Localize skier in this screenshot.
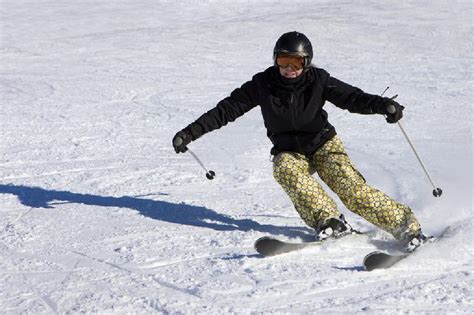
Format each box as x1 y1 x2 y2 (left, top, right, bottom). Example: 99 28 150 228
172 31 429 252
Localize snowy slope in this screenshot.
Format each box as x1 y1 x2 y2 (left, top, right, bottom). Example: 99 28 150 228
1 0 472 313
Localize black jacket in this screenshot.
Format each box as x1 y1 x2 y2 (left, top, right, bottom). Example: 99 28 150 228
183 66 388 156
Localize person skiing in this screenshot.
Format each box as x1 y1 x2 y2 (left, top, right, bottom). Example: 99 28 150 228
172 31 428 252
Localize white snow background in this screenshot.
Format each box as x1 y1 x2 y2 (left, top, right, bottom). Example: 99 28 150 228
1 0 472 313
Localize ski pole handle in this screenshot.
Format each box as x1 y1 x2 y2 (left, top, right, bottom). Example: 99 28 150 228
387 104 397 114
173 136 183 147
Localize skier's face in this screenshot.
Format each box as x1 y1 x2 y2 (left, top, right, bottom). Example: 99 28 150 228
279 65 303 78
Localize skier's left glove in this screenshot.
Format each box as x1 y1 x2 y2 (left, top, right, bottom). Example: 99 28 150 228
382 98 404 124
172 130 192 153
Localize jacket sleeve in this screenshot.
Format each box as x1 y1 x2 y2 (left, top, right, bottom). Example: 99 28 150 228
184 77 260 140
323 75 386 115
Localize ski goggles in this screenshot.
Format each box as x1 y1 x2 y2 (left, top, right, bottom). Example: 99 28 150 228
275 54 305 70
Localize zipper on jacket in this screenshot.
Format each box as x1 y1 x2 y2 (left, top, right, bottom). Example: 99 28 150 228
289 91 303 153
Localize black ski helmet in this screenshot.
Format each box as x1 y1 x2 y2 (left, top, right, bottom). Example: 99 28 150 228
273 31 313 69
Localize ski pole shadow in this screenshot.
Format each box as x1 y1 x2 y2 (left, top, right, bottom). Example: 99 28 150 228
0 184 311 238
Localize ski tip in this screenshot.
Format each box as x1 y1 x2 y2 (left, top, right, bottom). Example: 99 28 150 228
363 251 408 271
254 236 283 256
363 251 384 271
254 236 276 252
253 236 274 247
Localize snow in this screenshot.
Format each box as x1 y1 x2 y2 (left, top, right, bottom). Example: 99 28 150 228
0 0 472 313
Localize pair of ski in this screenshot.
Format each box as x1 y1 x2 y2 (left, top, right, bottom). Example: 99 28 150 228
254 235 411 271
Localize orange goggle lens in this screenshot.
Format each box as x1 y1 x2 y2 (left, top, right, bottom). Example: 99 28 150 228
276 54 305 70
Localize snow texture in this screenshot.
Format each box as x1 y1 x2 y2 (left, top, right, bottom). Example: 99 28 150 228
1 0 472 313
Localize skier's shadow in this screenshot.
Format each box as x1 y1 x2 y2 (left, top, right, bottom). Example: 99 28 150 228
0 184 310 238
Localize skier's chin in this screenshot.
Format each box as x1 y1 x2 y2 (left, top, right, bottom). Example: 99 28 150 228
283 73 298 78
281 69 302 79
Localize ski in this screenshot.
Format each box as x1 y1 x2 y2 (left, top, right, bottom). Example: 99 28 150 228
254 236 323 256
363 251 408 271
254 230 364 257
363 231 446 271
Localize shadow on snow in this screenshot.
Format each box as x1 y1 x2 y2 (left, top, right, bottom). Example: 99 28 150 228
0 184 311 238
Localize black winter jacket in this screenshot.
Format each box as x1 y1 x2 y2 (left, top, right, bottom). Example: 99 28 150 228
183 66 388 156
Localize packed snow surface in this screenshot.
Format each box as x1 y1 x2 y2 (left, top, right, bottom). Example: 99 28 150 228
1 0 472 313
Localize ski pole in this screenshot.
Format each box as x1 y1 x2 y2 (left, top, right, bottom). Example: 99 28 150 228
386 103 443 197
186 148 216 180
173 136 215 180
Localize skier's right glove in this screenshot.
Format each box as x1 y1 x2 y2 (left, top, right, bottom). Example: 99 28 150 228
172 130 192 153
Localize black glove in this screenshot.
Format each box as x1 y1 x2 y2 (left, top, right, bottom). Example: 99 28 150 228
172 130 192 153
383 98 404 124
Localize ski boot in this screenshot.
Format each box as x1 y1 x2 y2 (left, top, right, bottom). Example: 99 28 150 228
315 214 359 241
404 232 434 252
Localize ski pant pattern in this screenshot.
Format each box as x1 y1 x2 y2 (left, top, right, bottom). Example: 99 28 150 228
273 136 421 240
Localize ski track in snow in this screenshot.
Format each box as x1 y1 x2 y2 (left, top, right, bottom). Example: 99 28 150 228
1 0 472 313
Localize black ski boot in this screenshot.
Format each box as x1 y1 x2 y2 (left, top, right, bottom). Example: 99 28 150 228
315 214 359 241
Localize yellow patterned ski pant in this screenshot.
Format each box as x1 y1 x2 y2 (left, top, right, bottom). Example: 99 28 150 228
273 136 421 239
